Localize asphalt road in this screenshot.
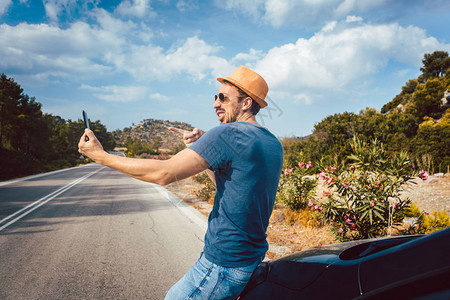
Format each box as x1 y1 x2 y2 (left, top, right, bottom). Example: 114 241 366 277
0 164 206 299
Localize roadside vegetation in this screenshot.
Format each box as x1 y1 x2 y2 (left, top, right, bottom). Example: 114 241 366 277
192 51 450 250
0 74 115 181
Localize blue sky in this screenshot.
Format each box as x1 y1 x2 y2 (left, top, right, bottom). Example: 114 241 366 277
1 0 449 137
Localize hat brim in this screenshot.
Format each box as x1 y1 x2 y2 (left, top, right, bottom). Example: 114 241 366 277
217 77 268 108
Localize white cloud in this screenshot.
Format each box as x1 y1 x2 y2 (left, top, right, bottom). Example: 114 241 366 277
118 36 233 81
43 0 99 23
92 8 153 42
254 21 450 104
322 21 337 32
0 0 12 16
334 0 387 16
149 93 171 101
216 0 445 28
216 0 265 20
232 49 265 63
44 1 61 23
216 0 341 27
0 22 118 80
0 9 233 85
81 84 148 102
345 15 363 23
115 0 155 18
176 0 198 12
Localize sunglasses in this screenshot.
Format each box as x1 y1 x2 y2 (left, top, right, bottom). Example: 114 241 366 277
215 93 227 103
214 93 247 103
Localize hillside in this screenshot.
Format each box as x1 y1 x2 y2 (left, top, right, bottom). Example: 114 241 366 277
112 119 198 153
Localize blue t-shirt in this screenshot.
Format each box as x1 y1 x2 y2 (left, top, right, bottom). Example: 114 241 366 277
189 122 283 267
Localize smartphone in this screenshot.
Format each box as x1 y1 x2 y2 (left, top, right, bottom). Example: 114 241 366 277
82 110 90 129
82 110 90 141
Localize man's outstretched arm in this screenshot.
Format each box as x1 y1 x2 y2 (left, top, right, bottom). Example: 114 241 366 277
78 129 209 185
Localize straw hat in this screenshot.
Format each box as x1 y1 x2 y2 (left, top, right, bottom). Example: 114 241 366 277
217 66 268 108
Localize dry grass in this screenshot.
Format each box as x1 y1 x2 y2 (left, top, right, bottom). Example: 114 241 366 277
265 205 336 260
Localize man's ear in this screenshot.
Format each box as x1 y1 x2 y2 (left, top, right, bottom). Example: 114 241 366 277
241 97 253 111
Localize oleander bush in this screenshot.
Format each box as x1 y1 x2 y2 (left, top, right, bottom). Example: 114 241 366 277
317 137 422 241
277 153 318 211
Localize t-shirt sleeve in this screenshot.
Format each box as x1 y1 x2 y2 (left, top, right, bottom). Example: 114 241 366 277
188 125 231 170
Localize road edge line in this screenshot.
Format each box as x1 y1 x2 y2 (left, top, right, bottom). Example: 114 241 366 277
153 185 208 233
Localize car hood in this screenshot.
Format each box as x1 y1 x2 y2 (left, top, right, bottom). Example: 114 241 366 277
261 235 423 291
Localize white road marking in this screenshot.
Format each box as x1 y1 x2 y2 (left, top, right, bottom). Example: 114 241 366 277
0 163 94 187
153 184 208 233
0 166 106 232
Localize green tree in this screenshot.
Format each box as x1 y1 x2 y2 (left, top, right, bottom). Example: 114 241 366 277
306 112 358 162
413 109 450 172
151 136 163 154
125 138 153 157
0 73 23 148
90 120 115 151
420 51 450 79
413 78 446 120
11 95 51 158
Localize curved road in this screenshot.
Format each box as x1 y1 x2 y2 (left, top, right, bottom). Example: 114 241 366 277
0 164 206 299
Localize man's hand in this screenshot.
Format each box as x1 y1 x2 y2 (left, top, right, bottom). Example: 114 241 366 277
78 129 107 162
169 126 216 184
168 127 202 147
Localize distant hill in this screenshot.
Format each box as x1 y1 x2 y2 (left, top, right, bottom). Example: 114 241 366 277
112 119 198 153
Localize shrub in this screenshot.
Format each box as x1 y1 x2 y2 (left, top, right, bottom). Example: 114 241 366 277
193 172 215 202
318 137 420 241
404 204 450 234
277 153 318 211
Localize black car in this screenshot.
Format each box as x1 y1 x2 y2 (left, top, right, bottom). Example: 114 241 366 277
239 228 450 299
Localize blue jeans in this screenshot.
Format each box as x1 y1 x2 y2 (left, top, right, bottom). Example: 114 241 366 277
165 253 261 300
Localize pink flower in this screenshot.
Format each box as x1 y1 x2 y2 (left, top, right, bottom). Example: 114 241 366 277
306 161 312 169
299 162 305 169
350 224 356 230
314 205 319 210
370 200 376 206
419 170 428 180
423 210 429 215
319 172 326 180
338 228 343 233
325 176 335 185
284 168 293 175
343 183 349 188
318 206 323 211
345 218 351 223
308 199 314 207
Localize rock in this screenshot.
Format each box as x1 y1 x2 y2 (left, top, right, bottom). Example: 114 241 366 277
434 173 445 177
403 217 419 227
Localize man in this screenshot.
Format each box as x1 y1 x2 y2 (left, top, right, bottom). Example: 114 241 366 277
78 66 283 299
